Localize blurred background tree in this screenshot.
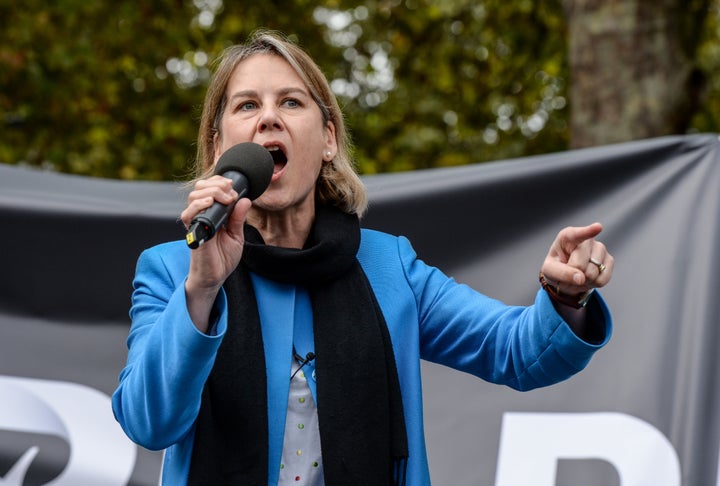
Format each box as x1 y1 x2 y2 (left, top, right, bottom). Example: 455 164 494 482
1 0 719 180
563 0 714 147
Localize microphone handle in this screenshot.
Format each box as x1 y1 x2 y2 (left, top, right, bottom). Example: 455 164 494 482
185 171 249 249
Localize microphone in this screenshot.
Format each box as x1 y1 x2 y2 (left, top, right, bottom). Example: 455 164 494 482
291 351 316 381
186 142 274 249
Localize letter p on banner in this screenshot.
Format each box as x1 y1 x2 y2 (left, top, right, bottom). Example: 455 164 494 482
494 412 680 486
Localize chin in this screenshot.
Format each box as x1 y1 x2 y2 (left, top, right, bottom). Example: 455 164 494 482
251 188 316 215
251 195 288 213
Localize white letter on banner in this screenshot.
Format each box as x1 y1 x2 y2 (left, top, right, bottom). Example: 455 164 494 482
494 412 680 486
0 375 136 486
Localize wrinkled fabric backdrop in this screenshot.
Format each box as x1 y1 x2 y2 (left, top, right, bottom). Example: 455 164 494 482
1 134 719 485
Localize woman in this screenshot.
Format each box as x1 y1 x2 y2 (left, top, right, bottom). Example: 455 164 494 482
112 30 614 485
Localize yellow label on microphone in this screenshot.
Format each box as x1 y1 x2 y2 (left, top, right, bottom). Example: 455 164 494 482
185 232 196 246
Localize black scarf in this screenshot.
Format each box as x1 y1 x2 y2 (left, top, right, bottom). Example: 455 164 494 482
188 204 408 485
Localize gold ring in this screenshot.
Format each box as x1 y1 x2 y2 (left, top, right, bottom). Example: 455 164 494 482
589 257 606 273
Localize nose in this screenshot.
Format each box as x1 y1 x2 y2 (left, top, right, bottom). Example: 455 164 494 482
258 105 283 132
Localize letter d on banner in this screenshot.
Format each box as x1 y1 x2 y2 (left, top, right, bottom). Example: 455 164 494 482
495 412 680 486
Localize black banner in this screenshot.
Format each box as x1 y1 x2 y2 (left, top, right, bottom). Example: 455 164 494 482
2 134 719 485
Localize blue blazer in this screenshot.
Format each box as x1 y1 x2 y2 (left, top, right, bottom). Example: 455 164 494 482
112 229 612 485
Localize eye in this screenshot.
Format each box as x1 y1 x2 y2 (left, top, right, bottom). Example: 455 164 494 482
237 101 257 111
282 98 301 108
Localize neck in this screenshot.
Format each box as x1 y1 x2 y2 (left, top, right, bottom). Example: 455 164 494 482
247 203 315 249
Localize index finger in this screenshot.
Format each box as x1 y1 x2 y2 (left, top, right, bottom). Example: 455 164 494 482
560 222 603 251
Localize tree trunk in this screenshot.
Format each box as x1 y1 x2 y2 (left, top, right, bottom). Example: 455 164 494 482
562 0 708 148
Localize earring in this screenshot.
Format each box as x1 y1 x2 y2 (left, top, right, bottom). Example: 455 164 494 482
326 151 332 159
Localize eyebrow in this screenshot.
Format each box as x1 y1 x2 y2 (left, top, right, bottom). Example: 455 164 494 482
229 86 310 101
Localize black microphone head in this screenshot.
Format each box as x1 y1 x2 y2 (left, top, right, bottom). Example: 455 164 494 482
214 142 274 200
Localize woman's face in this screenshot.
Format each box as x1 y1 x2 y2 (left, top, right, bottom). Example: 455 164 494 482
214 53 336 217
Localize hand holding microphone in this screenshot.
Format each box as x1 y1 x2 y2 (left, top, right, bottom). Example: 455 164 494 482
182 143 273 332
185 142 274 249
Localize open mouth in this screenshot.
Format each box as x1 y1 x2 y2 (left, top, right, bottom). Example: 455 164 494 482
266 145 287 174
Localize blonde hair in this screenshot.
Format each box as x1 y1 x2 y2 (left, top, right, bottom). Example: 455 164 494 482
194 30 368 216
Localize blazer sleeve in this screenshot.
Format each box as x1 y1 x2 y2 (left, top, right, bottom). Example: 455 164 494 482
398 235 612 391
111 243 228 450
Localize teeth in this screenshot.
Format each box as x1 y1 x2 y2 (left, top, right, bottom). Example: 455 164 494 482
266 145 280 151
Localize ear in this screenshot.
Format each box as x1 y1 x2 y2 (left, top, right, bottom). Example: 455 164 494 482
323 121 338 161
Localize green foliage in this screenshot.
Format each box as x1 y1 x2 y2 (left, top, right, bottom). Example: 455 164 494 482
0 0 717 180
329 0 570 173
0 0 207 180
